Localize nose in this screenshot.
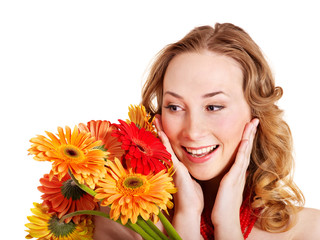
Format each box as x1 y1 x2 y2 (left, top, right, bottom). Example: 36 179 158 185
182 111 208 140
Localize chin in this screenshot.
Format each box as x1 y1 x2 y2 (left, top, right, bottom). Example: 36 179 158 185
187 166 221 181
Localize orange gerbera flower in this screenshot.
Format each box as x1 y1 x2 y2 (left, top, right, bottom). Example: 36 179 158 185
113 120 172 175
25 202 93 240
28 126 107 189
126 104 156 135
78 120 124 161
38 174 98 224
95 158 176 225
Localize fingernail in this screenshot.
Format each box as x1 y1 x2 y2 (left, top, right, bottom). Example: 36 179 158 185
255 119 260 127
154 119 159 130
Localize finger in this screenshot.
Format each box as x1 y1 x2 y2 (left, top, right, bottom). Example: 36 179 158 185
230 119 259 179
153 116 180 165
241 120 254 142
154 114 163 133
154 119 188 175
244 119 259 161
154 119 171 151
242 118 259 174
233 122 253 170
231 138 249 179
237 122 255 173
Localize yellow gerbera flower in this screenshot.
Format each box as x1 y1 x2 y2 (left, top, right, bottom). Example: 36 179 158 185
28 126 107 189
126 104 156 135
25 202 94 240
95 158 177 225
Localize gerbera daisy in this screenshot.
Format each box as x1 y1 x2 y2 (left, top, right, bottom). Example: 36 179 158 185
25 202 94 240
38 174 98 224
28 125 107 189
78 120 124 161
95 158 176 225
126 104 156 135
113 120 172 175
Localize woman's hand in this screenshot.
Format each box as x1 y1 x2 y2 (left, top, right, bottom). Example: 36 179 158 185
154 115 204 240
211 118 259 240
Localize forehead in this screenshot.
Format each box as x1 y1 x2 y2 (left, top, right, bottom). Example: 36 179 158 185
163 51 243 95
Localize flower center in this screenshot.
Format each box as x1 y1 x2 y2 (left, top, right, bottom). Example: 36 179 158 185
123 176 144 189
60 145 85 163
117 174 148 195
61 179 86 200
137 144 145 153
48 215 76 237
66 149 77 156
133 138 152 155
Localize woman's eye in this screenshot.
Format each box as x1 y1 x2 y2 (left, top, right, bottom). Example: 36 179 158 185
206 105 223 111
164 105 181 112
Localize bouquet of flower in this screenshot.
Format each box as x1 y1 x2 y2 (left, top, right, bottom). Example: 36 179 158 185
25 105 181 240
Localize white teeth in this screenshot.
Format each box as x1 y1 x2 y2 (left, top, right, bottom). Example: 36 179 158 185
185 145 217 156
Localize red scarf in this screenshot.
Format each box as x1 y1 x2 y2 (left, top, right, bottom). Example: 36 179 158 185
200 197 260 239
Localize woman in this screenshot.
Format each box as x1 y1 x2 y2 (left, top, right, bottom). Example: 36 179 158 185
94 23 320 239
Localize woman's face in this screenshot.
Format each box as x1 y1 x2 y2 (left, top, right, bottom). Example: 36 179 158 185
161 51 251 180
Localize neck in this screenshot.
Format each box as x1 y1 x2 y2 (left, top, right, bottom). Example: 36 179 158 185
197 175 224 210
196 153 237 211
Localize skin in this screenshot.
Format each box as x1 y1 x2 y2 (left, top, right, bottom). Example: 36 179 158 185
160 51 252 181
93 51 320 239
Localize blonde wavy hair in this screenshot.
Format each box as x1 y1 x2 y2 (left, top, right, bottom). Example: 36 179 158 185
141 23 304 232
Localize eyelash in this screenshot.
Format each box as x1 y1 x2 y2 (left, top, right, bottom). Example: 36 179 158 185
164 105 182 112
164 104 224 112
206 105 224 111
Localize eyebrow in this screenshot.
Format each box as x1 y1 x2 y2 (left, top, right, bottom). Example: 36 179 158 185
164 91 184 99
164 90 227 99
202 91 227 98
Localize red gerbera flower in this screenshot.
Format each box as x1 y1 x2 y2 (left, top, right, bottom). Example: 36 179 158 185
38 173 98 224
113 119 172 175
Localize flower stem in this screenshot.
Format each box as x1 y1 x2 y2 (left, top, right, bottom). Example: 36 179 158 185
59 210 110 222
59 210 154 240
146 219 170 240
68 169 96 197
136 217 164 240
129 221 155 240
158 211 182 240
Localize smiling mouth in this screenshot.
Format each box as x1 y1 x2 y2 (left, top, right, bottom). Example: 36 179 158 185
184 145 219 158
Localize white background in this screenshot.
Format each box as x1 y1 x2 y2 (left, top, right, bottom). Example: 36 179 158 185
0 1 319 239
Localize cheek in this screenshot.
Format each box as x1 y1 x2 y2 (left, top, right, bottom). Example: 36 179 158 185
214 113 248 145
